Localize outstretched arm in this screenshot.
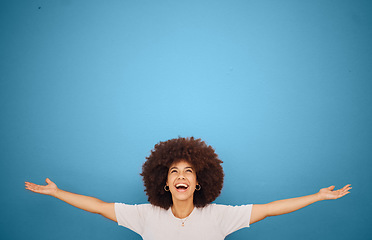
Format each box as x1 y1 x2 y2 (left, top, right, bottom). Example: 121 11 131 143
25 178 117 222
250 184 351 224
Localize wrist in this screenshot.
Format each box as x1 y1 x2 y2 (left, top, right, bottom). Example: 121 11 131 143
50 188 60 198
314 192 324 202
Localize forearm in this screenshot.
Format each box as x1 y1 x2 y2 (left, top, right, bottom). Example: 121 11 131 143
266 193 322 217
251 185 351 224
52 189 106 214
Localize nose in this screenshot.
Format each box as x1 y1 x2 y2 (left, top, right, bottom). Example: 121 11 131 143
177 174 185 179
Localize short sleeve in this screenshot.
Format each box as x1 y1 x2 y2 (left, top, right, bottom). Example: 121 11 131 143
212 204 253 236
114 203 151 235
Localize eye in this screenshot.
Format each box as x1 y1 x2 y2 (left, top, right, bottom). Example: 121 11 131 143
170 169 178 173
186 169 193 173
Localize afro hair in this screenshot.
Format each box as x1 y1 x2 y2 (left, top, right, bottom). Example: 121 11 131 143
140 137 224 209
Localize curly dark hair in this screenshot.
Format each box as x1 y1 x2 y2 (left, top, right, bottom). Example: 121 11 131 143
140 137 224 209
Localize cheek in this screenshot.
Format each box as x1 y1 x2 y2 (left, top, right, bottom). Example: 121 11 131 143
189 174 197 184
166 175 174 184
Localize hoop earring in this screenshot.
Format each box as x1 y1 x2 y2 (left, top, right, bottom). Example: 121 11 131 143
195 184 201 191
164 185 170 192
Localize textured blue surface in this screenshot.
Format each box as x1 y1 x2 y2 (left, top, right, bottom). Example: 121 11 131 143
1 1 371 239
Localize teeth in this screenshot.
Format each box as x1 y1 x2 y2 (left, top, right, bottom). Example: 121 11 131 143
176 183 188 188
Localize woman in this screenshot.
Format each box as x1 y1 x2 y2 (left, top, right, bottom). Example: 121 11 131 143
25 137 351 240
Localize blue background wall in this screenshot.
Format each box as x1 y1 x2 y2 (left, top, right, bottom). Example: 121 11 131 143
1 0 371 239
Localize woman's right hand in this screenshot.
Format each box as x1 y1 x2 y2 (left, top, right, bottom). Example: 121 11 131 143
25 178 58 196
25 177 117 222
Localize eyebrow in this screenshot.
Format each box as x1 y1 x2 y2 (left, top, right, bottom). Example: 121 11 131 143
169 166 193 170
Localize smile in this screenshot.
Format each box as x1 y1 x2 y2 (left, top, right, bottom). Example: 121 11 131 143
175 183 189 192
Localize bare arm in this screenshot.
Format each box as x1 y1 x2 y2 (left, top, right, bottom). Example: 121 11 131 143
25 178 117 222
250 184 351 224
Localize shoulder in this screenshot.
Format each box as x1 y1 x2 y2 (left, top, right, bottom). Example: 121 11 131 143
115 203 153 208
197 203 252 218
115 203 162 210
115 203 167 215
201 203 253 211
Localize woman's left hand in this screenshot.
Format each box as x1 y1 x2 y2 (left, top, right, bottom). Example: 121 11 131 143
317 184 352 200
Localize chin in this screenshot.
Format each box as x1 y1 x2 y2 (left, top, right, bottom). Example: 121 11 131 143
172 194 194 202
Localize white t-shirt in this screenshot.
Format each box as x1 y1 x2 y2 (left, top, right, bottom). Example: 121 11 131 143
115 203 253 240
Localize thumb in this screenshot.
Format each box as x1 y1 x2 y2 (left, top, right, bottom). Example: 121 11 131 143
46 178 52 184
328 185 335 191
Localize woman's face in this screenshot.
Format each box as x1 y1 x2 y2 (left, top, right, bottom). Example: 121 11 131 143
166 160 198 203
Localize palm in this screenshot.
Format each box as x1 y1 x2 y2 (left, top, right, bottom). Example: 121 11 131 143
25 178 58 195
318 184 351 200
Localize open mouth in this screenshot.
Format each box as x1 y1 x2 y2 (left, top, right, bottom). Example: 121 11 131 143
175 183 189 191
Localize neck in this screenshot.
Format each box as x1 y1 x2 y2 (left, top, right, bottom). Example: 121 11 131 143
171 199 194 219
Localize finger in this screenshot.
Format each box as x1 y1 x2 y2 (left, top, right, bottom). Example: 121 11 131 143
338 191 350 198
25 186 39 193
338 192 350 198
335 185 349 193
25 182 40 188
25 183 37 190
26 185 47 194
341 187 352 194
26 183 45 191
328 186 335 191
25 185 40 193
25 182 34 188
